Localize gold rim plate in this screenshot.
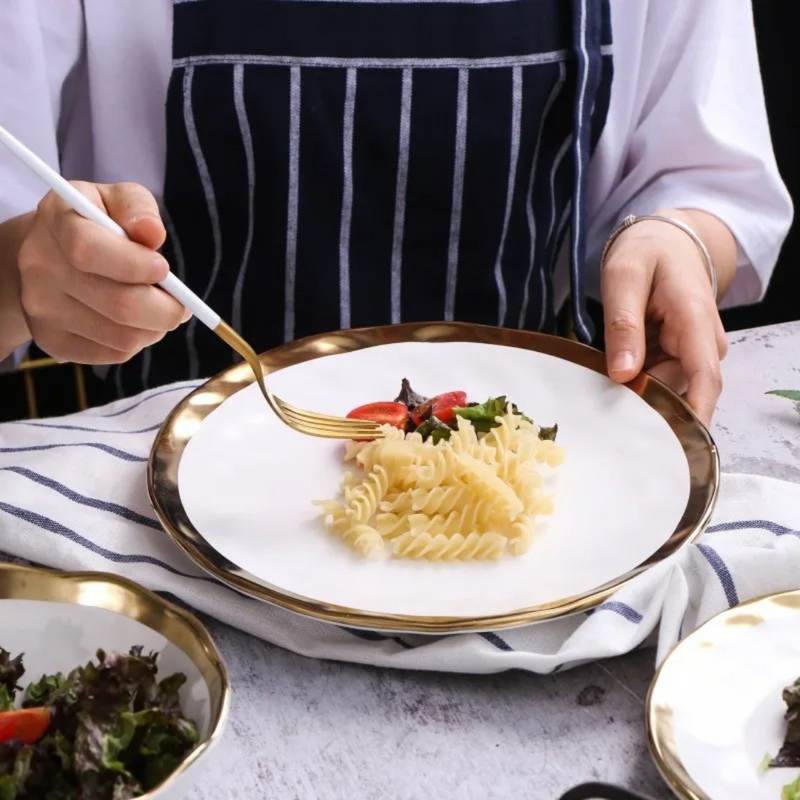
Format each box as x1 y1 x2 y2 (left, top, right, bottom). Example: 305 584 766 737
646 588 800 800
148 321 719 634
0 562 230 798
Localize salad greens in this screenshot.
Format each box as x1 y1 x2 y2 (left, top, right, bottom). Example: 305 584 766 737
0 651 23 715
393 380 557 443
784 776 800 800
0 646 198 800
771 676 800 769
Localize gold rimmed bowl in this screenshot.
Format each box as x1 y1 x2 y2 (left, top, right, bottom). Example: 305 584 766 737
0 563 230 799
148 322 719 634
647 589 800 799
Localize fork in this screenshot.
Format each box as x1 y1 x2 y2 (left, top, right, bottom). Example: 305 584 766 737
0 124 381 440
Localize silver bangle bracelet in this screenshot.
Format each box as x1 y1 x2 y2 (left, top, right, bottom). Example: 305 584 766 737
600 213 718 301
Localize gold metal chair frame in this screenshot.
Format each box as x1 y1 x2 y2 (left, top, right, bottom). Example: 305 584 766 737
16 356 87 418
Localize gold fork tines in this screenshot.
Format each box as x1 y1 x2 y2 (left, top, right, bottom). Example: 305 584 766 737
215 321 383 440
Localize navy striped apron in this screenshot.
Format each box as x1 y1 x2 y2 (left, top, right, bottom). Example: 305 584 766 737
116 0 613 396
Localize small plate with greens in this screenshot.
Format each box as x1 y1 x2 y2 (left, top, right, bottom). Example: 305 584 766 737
0 563 229 799
647 588 800 800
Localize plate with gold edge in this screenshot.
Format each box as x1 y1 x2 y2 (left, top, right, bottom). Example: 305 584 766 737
0 563 229 799
647 589 800 800
148 322 718 634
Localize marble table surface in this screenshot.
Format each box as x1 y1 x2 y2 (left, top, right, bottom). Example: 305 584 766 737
5 320 800 799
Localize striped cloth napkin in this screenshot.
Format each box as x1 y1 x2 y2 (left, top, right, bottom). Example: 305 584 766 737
1 379 800 674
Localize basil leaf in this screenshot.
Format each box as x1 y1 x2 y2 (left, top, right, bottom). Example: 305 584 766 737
453 397 509 433
415 416 452 442
394 378 428 409
538 423 558 442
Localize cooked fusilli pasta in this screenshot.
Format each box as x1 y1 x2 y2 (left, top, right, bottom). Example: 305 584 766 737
312 406 563 560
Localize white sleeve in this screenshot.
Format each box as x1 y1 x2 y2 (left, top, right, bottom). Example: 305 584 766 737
587 0 793 309
0 0 85 223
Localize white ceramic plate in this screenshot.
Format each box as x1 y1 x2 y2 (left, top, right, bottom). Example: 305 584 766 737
167 335 710 629
648 591 800 799
0 564 229 800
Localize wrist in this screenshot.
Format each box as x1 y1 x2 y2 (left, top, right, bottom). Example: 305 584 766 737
656 207 738 299
0 212 34 359
602 212 718 300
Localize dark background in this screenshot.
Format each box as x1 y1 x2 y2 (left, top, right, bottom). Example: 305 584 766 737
0 1 797 421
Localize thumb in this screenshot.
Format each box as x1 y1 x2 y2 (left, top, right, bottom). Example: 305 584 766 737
96 182 167 250
600 258 650 382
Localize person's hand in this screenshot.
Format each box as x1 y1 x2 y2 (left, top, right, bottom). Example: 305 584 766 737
601 212 728 427
16 181 189 365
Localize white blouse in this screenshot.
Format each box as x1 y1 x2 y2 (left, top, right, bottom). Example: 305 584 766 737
0 0 792 342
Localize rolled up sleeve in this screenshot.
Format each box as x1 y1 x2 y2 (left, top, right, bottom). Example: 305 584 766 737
587 0 793 309
0 0 85 223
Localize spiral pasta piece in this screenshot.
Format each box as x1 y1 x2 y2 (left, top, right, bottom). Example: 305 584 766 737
507 514 535 556
406 496 494 538
341 523 384 557
409 485 468 515
375 512 411 539
391 531 506 561
346 465 390 523
312 407 564 560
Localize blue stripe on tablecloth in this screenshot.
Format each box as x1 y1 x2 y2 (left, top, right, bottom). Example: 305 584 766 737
97 381 202 418
696 543 739 607
0 501 215 583
480 631 514 651
0 466 160 530
708 519 800 537
10 421 162 435
587 601 643 624
340 627 414 649
0 442 147 463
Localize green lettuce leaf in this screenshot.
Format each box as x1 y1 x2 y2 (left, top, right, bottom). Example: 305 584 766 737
0 745 32 800
0 686 13 713
0 778 17 800
0 651 24 705
453 397 513 433
24 673 65 708
783 775 800 800
768 390 800 402
453 397 556 440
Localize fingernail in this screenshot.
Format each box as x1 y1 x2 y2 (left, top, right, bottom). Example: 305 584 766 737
131 213 160 225
181 308 192 323
609 351 636 374
152 256 169 282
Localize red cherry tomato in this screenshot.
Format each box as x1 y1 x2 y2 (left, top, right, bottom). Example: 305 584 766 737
410 391 467 427
0 707 51 744
347 401 408 430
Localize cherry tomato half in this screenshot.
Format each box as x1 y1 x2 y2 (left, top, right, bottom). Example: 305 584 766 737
0 707 51 745
410 391 467 427
347 401 408 430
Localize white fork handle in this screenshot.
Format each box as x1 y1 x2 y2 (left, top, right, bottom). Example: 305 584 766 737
0 123 221 330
